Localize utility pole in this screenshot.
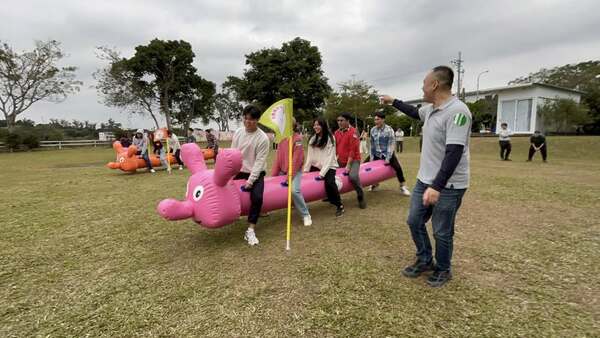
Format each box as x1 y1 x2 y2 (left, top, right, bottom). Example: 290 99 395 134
450 52 465 98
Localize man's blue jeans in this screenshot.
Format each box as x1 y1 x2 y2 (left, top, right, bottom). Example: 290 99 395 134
406 180 466 272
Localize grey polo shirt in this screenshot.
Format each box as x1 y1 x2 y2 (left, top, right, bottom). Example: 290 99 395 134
417 97 471 189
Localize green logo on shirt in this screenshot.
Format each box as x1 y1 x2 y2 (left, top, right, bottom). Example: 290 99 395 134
453 113 468 127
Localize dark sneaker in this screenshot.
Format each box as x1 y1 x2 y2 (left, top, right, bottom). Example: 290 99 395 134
426 270 452 287
402 260 434 278
358 198 367 209
335 206 345 217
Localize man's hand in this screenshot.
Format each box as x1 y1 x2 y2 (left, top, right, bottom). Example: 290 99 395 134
422 187 440 206
380 95 394 105
243 182 253 190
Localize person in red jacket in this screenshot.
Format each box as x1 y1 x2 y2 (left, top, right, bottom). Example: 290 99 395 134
271 120 312 226
335 112 366 209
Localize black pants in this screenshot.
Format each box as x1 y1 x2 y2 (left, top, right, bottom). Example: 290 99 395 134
371 153 406 183
528 144 547 161
234 171 265 224
169 148 184 165
499 141 511 160
310 166 342 208
136 151 153 169
396 141 403 153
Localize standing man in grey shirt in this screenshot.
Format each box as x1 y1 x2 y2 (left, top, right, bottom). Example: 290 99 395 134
231 105 270 246
380 65 471 287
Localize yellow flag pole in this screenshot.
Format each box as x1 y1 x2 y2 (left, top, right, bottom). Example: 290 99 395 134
285 136 293 251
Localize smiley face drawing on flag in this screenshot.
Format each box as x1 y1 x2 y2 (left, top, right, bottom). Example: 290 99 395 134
271 104 286 134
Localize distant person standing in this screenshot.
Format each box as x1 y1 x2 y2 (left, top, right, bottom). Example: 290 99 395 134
395 128 405 153
528 130 547 162
186 128 197 143
497 122 513 161
360 128 369 161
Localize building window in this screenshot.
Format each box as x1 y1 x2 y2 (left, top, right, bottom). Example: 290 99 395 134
500 99 532 132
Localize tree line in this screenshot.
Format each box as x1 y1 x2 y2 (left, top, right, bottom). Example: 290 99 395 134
2 38 599 140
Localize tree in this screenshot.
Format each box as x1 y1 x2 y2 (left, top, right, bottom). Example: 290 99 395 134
466 98 496 132
126 39 198 129
510 60 600 133
212 82 244 131
171 74 216 131
0 40 81 131
95 40 201 129
227 37 331 122
537 98 590 133
99 118 122 130
94 46 161 129
324 79 381 127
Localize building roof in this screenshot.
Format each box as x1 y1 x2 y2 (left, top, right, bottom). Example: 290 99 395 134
404 82 584 104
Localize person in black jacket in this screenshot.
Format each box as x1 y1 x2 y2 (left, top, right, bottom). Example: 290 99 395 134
527 131 547 162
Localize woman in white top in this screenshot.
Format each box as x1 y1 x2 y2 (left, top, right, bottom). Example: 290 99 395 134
304 118 344 217
167 130 184 170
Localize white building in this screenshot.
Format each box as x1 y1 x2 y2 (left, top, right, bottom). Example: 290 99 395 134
404 83 583 134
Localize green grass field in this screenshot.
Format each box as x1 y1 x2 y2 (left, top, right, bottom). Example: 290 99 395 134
1 136 599 337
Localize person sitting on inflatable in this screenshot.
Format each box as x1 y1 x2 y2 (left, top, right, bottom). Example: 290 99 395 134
304 118 344 217
132 129 155 173
231 105 270 246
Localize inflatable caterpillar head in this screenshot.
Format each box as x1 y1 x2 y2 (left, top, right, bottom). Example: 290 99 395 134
156 143 243 228
106 141 139 172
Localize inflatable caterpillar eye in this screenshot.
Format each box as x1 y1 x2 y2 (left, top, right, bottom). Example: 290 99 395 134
119 157 125 163
192 186 204 202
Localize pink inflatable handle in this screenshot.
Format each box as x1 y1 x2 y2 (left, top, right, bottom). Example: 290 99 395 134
157 143 397 228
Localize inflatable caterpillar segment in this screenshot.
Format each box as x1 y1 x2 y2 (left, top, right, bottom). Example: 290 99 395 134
157 143 397 228
106 141 215 173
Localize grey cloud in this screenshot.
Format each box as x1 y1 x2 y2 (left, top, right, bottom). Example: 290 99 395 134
2 0 600 129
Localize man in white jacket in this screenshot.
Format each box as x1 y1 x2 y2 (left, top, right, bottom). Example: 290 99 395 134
231 105 270 246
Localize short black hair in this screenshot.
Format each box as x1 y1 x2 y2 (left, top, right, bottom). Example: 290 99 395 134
243 105 261 120
374 111 385 119
432 65 454 90
339 112 353 121
188 128 194 132
501 122 508 127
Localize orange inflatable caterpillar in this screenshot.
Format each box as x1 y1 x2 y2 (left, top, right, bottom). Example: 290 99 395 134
106 141 215 173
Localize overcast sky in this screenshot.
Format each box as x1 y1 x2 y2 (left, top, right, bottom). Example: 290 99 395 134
2 0 600 129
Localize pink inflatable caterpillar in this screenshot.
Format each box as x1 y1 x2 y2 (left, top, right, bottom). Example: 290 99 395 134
157 143 397 228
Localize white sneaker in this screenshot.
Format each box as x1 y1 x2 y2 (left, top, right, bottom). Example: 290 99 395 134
401 186 411 196
303 215 312 226
369 184 379 191
150 169 156 173
244 229 259 246
179 166 183 170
